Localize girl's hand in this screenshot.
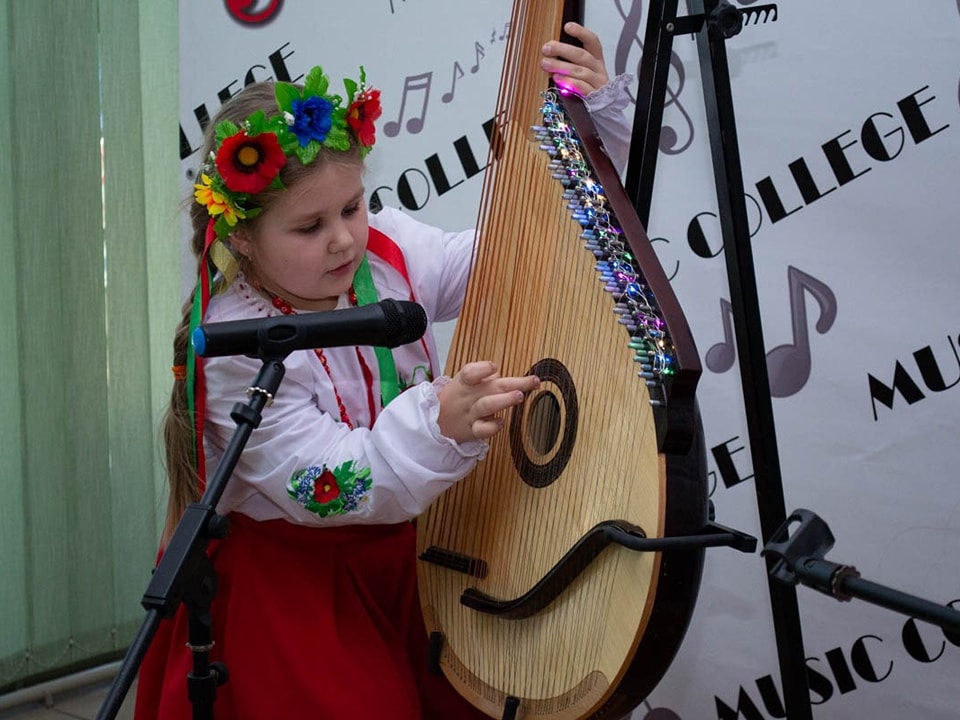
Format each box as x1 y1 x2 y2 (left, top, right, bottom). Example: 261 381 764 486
437 361 540 443
540 22 610 96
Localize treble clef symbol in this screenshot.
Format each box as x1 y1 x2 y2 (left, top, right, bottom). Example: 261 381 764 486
613 0 695 155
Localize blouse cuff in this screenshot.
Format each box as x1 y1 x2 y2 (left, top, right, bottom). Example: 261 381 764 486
426 377 489 459
583 73 634 114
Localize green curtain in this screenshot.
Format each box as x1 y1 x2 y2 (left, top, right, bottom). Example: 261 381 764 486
0 0 179 689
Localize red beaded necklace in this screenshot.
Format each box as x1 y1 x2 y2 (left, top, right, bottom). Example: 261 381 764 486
260 284 377 430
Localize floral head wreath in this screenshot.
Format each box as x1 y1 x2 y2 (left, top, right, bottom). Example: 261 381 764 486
194 65 382 242
183 65 382 488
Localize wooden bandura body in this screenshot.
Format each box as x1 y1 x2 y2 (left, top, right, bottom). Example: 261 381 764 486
416 1 707 717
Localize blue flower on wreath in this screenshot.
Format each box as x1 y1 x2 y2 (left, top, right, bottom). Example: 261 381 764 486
290 95 334 146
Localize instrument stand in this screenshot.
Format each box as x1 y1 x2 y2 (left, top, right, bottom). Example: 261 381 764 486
97 355 289 720
763 509 960 642
624 2 815 718
425 511 757 720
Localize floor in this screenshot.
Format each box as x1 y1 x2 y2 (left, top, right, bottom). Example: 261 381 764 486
0 679 135 720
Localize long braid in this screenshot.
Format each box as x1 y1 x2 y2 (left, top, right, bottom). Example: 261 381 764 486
160 295 201 545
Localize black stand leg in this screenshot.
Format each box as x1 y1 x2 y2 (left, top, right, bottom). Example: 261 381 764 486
625 0 681 228
96 357 288 720
624 2 812 717
687 3 812 718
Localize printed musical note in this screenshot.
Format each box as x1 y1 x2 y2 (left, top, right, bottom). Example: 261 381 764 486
640 700 684 720
642 708 683 720
766 266 837 397
705 267 838 398
383 72 432 137
705 298 736 373
442 62 465 103
490 22 510 43
470 41 485 73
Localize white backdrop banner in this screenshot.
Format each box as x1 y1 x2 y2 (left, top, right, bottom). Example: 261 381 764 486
179 2 960 718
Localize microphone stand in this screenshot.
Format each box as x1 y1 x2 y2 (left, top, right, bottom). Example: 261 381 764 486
764 509 960 642
97 353 289 720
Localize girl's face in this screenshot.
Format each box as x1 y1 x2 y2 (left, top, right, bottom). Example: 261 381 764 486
232 160 368 312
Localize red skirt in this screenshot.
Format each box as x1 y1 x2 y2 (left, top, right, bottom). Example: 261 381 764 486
134 515 487 719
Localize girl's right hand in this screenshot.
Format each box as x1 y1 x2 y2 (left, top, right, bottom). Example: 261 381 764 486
540 22 610 96
437 361 540 443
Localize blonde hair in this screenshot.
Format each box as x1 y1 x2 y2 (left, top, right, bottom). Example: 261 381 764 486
161 82 363 545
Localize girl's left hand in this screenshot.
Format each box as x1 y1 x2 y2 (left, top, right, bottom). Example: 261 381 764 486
540 22 610 96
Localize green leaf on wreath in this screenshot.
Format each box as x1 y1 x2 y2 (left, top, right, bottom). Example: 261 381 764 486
215 120 239 144
214 215 232 239
245 110 268 134
303 66 329 99
274 82 301 113
343 77 358 103
296 140 321 166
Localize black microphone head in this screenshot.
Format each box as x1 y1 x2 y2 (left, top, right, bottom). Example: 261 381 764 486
382 299 428 347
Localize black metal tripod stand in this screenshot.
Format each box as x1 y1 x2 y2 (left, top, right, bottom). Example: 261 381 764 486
623 2 814 717
97 356 289 720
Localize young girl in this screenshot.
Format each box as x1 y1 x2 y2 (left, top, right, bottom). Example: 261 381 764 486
136 23 634 719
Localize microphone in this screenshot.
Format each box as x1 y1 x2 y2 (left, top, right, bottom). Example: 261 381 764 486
192 298 428 358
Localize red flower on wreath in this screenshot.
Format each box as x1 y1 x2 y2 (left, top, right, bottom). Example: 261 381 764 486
347 89 383 148
313 469 341 504
215 131 286 194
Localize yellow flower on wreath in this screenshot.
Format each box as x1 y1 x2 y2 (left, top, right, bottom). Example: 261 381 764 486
193 173 246 227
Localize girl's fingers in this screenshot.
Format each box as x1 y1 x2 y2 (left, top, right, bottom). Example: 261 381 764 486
564 22 605 69
471 416 505 440
475 389 526 418
541 22 609 95
458 361 499 385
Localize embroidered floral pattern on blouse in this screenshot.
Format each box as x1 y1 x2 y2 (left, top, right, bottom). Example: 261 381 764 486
287 461 372 517
404 364 433 390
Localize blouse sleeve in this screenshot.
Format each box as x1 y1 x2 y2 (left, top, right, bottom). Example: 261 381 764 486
204 348 487 526
369 206 475 323
584 73 635 177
